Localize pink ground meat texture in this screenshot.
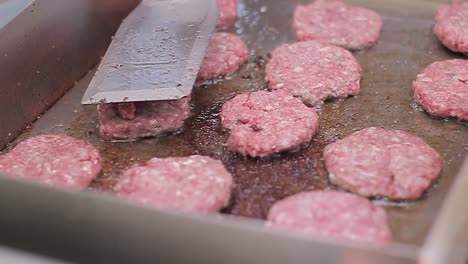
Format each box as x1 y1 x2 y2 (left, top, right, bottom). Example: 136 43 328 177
265 41 361 106
216 0 237 28
434 2 468 55
197 32 248 82
0 134 101 190
97 97 191 140
114 155 233 213
412 59 468 120
117 102 136 120
220 90 319 157
324 127 442 200
293 0 382 50
267 191 392 244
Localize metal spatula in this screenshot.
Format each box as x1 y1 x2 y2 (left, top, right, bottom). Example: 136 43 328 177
81 0 218 104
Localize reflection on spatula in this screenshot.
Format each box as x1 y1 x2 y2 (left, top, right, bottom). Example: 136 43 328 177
81 0 218 104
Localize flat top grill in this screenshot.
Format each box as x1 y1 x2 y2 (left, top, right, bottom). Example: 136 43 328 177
6 0 468 248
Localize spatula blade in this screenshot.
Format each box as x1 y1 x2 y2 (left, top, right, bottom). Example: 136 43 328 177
81 0 218 104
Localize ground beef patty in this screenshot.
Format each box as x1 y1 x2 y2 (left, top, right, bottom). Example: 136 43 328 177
115 155 233 213
265 41 361 106
324 127 441 200
97 97 191 140
434 2 468 55
216 0 237 28
412 59 468 120
0 134 101 190
293 0 382 50
220 91 319 157
197 32 248 82
267 191 392 244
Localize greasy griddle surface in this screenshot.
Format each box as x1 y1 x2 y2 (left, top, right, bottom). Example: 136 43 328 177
12 0 468 246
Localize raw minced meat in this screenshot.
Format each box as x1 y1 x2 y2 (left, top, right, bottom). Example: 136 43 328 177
0 134 101 190
220 90 319 157
216 0 238 28
97 97 191 140
434 2 468 55
197 32 248 82
265 41 361 106
267 191 392 244
115 155 234 213
324 127 441 200
293 0 382 50
412 59 468 120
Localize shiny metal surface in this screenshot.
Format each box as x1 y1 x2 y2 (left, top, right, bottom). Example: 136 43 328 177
81 0 218 104
0 175 419 263
0 0 140 149
422 157 468 264
0 0 32 28
0 246 65 264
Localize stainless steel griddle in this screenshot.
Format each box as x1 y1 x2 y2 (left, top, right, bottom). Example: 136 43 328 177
0 0 467 263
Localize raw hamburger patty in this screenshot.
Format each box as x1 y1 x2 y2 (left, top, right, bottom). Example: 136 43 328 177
0 134 101 190
265 41 361 106
412 59 468 120
293 0 382 50
115 155 233 213
216 0 237 28
267 191 392 244
324 127 441 200
220 90 319 157
434 2 468 55
97 97 191 140
197 32 248 82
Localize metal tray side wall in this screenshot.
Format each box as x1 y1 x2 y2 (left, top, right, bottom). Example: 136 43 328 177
0 0 140 148
0 176 419 263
